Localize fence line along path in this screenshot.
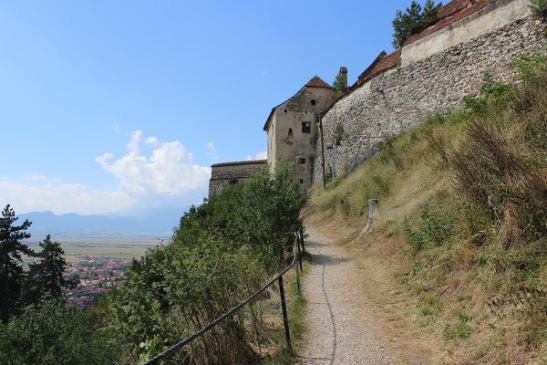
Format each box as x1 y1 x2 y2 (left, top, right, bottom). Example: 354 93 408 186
143 227 305 365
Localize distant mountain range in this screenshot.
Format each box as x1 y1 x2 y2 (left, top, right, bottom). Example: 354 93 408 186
20 209 186 238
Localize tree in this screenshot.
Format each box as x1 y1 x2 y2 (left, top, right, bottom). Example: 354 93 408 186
421 0 441 28
0 204 32 322
25 234 67 305
392 0 441 49
0 299 123 365
333 72 348 95
529 0 547 15
110 168 307 362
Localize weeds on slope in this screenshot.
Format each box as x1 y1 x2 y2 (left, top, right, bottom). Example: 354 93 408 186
307 50 547 364
402 51 547 363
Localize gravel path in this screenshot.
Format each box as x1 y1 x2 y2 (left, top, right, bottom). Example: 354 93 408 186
297 233 402 365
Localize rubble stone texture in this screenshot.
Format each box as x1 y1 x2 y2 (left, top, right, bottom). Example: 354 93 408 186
314 15 546 183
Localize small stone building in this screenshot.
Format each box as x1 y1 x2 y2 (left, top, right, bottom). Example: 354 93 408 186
263 75 338 190
208 160 267 197
209 74 340 197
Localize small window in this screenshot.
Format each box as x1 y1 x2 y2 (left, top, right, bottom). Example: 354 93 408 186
297 157 306 164
285 128 295 144
302 122 311 134
229 179 238 185
310 99 317 106
300 179 304 184
284 109 288 113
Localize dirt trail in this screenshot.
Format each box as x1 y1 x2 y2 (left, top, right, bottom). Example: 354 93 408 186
296 231 436 365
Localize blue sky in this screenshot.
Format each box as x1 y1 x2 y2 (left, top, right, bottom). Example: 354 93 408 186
0 0 416 216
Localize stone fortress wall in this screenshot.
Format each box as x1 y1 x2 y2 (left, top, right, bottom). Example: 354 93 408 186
313 0 545 183
209 160 267 197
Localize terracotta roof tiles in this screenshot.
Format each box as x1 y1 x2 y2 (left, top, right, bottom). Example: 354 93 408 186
404 0 496 46
305 76 333 89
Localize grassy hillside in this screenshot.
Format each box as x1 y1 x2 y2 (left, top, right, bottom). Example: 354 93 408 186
304 51 546 364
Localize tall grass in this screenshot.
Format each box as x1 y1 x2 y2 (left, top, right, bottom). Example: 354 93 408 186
441 52 547 247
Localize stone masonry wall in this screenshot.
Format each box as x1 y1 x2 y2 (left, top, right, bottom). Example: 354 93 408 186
313 15 545 183
209 161 267 197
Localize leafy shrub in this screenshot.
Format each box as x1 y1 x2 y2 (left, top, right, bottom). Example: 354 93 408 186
529 0 547 15
462 72 514 117
378 136 404 169
0 300 122 365
403 200 458 251
392 0 442 48
109 168 306 364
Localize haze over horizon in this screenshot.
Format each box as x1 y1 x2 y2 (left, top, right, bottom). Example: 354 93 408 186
0 0 415 218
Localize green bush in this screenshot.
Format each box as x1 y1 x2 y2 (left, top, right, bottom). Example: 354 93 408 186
462 72 514 117
403 201 458 251
392 0 442 48
109 168 306 364
529 0 547 15
0 300 122 365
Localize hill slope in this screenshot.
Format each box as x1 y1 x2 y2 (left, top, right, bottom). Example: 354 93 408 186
303 53 546 364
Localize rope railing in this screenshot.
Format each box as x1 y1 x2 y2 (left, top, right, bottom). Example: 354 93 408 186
143 226 306 365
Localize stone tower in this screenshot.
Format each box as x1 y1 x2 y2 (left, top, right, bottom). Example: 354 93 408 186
263 76 337 190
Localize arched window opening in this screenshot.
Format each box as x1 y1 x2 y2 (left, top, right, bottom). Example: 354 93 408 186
286 128 295 144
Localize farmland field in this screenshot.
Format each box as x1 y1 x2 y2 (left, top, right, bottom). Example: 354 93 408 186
25 236 163 262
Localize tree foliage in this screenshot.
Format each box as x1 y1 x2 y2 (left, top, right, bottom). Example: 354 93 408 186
109 168 306 363
24 234 68 306
0 299 122 365
392 0 442 49
333 72 348 95
529 0 547 15
0 204 32 322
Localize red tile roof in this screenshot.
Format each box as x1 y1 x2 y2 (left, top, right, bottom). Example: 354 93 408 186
346 50 401 93
305 76 333 89
354 50 401 87
438 0 473 18
347 0 497 92
263 76 333 131
404 0 496 46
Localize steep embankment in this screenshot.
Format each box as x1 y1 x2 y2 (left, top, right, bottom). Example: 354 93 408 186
302 54 546 364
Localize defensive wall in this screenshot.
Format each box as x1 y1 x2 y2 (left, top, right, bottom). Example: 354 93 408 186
313 0 545 182
209 160 267 197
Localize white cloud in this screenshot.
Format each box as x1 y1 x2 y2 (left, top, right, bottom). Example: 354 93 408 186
112 124 121 133
26 173 62 183
206 142 219 161
145 136 159 146
255 150 267 160
0 178 135 215
96 131 211 197
126 130 142 155
1 131 211 215
246 150 267 161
